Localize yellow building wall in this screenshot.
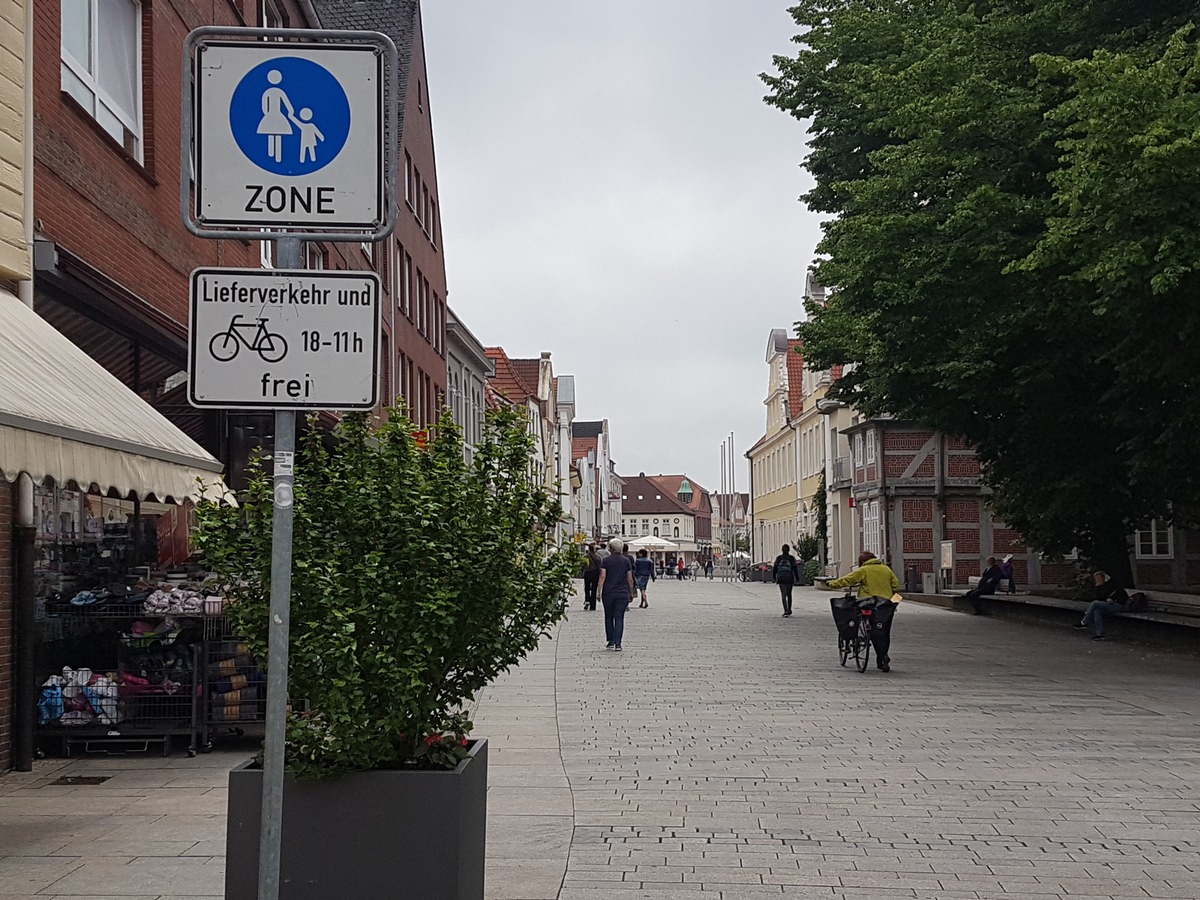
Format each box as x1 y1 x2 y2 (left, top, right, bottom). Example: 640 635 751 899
0 0 28 281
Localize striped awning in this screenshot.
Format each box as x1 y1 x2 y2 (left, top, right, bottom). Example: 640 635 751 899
0 291 229 503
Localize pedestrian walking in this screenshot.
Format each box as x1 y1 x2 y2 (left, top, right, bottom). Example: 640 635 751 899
772 544 800 617
676 558 685 581
828 551 902 672
705 558 714 579
633 549 655 608
581 543 601 611
597 537 634 650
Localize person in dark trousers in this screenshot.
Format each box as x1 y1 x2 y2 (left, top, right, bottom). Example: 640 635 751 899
772 544 800 617
582 544 601 611
966 556 1004 615
1074 570 1131 641
597 537 634 650
705 558 714 579
828 551 902 672
633 548 655 608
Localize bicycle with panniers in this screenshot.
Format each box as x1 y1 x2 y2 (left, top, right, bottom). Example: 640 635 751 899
831 591 878 672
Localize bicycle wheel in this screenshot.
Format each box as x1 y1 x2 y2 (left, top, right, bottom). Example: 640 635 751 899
257 332 288 363
838 634 850 667
854 618 872 672
208 331 239 362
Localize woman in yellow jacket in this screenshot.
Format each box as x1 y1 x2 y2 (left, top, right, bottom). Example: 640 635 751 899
829 551 901 672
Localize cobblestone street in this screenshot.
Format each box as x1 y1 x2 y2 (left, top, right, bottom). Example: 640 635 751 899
0 577 1196 899
478 577 1200 900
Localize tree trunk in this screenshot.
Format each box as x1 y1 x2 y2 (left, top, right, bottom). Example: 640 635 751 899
1091 524 1134 588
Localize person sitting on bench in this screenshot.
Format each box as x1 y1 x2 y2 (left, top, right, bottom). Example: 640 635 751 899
966 557 1004 615
1073 570 1132 641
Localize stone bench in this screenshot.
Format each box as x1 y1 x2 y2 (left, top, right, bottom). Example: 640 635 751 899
908 589 1200 652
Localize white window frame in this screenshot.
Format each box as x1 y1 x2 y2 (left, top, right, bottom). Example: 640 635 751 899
861 499 882 557
60 0 144 161
260 240 274 269
305 242 325 270
854 433 864 466
1135 520 1174 559
865 430 876 464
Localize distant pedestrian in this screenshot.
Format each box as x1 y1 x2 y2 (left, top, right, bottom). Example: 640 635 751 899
705 559 714 579
772 544 800 617
597 538 634 651
633 549 655 608
677 559 685 581
582 544 601 611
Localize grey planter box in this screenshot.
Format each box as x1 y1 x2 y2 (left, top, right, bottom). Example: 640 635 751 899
225 738 487 900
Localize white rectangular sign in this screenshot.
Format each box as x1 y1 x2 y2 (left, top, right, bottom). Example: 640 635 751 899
194 41 384 230
188 268 380 410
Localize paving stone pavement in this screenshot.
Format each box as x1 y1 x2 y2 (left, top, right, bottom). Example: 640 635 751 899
1 576 1196 899
542 577 1200 900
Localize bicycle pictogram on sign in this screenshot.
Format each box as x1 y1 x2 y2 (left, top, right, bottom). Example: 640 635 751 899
208 315 288 363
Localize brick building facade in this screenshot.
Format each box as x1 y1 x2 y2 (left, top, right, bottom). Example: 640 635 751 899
844 422 1035 590
31 0 448 477
844 420 1200 594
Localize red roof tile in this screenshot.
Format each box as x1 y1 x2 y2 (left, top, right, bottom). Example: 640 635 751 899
485 347 536 403
786 339 805 419
572 435 597 461
510 359 542 395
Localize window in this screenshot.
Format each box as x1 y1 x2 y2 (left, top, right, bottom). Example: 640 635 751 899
403 253 414 318
260 240 273 269
61 0 144 159
854 433 864 466
380 334 391 407
865 430 876 464
404 152 413 207
641 519 649 534
1136 520 1173 559
361 241 374 264
262 0 286 27
653 528 659 537
862 500 881 557
673 527 679 538
305 242 325 270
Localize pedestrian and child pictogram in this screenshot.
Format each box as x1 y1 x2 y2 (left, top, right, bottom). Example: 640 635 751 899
187 36 390 233
229 57 351 176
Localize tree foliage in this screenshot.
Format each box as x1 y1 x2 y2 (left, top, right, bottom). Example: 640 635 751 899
763 0 1200 579
195 406 578 778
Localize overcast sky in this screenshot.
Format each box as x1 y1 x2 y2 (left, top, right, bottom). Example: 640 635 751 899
421 2 824 494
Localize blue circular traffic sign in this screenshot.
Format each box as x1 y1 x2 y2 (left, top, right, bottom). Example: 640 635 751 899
229 57 351 176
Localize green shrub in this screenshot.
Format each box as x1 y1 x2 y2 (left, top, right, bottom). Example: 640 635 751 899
803 558 821 581
796 534 820 561
195 406 577 778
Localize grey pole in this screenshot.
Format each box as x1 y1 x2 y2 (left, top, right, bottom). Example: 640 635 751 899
258 237 301 900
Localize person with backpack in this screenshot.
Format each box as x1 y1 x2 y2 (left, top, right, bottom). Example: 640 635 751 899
772 544 801 617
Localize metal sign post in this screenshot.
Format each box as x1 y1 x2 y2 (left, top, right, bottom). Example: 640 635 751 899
182 26 396 900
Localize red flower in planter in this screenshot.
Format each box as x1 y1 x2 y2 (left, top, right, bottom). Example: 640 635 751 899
425 733 442 746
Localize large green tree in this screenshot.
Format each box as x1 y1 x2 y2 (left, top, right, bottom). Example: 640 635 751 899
764 0 1200 583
